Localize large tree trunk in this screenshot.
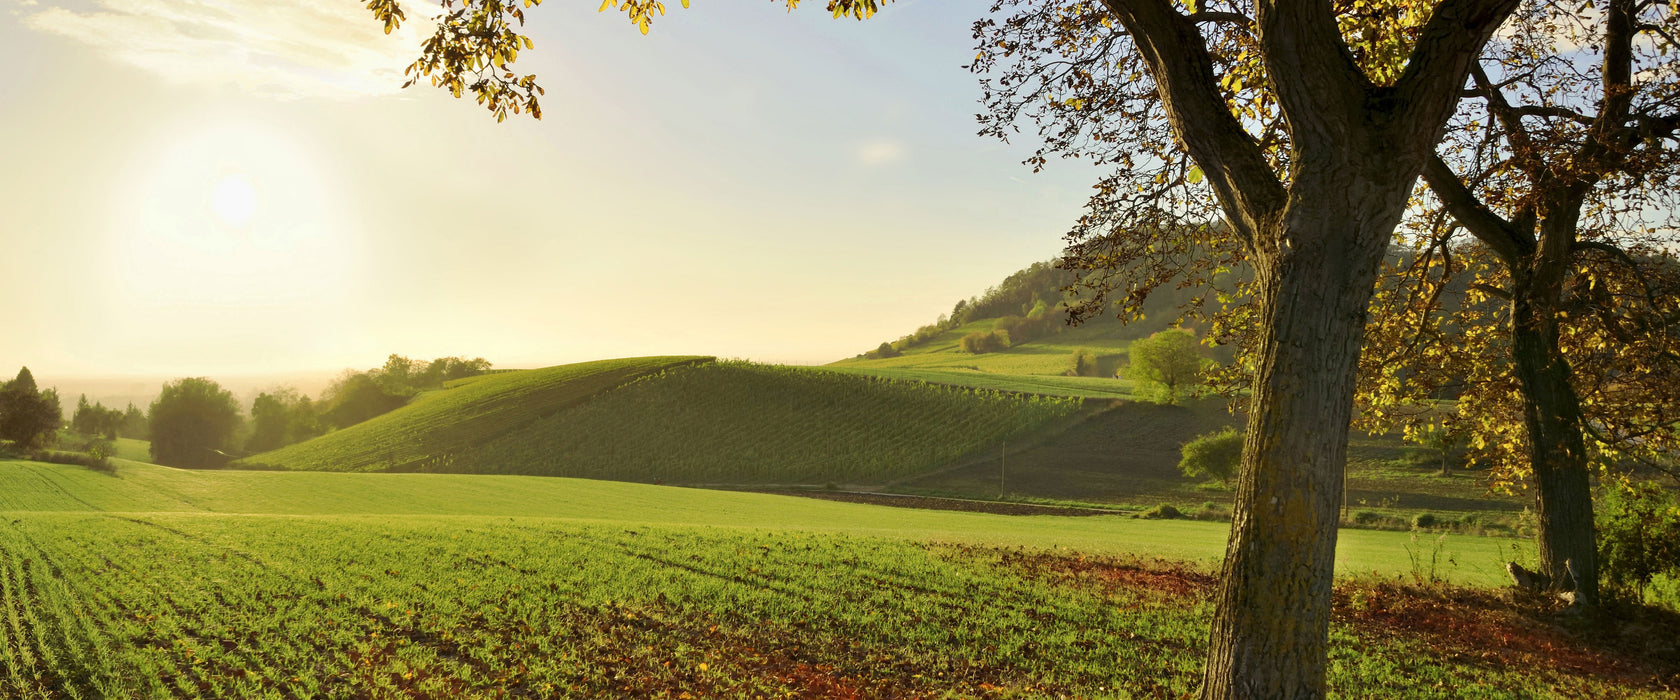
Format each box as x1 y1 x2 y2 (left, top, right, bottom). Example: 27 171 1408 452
1510 290 1599 605
1201 171 1401 699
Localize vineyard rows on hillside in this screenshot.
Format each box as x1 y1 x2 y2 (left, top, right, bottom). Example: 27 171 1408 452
451 362 1083 484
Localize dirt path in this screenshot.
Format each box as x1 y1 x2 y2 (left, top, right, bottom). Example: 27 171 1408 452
759 490 1132 517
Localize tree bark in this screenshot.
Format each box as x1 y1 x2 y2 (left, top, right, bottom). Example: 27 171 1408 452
1201 168 1403 699
1509 288 1600 605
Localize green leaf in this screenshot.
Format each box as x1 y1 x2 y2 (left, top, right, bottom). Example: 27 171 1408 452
1187 166 1204 185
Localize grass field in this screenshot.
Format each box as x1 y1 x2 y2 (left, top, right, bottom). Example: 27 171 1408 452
833 320 1146 378
3 458 1670 698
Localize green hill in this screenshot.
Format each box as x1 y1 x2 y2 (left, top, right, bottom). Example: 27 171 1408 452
238 359 1083 485
234 356 709 473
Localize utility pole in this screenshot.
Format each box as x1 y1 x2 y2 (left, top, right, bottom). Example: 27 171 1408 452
999 441 1006 499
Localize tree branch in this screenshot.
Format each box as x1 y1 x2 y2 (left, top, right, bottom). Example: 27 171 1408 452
1187 11 1253 29
1097 0 1286 245
1419 153 1535 264
1390 0 1525 146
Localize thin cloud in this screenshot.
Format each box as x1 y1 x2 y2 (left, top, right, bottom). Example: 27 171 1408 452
856 139 905 166
24 0 431 99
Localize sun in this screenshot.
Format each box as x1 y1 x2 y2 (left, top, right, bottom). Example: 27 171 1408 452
211 174 258 226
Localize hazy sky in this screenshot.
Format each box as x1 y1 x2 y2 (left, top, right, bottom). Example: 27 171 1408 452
1 0 1101 380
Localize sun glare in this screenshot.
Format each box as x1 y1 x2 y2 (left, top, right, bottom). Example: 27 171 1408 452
211 175 258 226
110 117 358 308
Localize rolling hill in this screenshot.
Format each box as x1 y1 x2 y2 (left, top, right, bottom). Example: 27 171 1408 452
237 359 1086 485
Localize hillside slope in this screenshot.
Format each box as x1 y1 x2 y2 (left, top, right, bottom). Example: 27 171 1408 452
240 359 1084 485
433 361 1084 484
235 356 709 472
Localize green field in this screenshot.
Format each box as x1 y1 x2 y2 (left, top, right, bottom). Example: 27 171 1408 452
833 320 1141 381
242 360 1083 486
3 458 1666 698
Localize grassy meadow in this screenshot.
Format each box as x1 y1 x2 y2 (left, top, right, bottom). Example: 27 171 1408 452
832 321 1139 381
3 458 1672 698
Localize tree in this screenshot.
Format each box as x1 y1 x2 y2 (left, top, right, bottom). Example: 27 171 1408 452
247 388 325 454
118 403 148 440
379 0 1519 693
1181 427 1243 486
320 372 409 429
1349 0 1680 606
148 378 242 469
1127 330 1206 405
972 0 1520 694
0 367 61 450
72 395 123 440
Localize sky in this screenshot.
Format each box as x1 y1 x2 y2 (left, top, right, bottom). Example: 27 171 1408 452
0 0 1102 385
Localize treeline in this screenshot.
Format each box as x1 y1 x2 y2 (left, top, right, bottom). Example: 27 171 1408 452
249 354 494 456
24 354 493 470
70 396 147 440
861 259 1223 359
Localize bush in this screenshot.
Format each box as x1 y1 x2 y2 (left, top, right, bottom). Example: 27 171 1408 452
1412 512 1439 529
1139 504 1183 520
1179 427 1243 486
959 331 1010 354
868 342 901 359
1353 510 1383 525
30 449 112 472
1598 481 1680 602
1066 348 1101 377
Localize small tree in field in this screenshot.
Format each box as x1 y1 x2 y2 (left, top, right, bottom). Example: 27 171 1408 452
1127 330 1205 405
148 378 241 469
1180 427 1243 486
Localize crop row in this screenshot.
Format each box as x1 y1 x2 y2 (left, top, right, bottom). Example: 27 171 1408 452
1 513 1210 698
0 511 1640 698
449 362 1083 484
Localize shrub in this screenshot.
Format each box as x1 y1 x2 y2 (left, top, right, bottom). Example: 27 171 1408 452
1066 348 1101 377
1412 512 1439 529
1353 510 1382 525
1598 481 1680 602
1139 504 1183 520
959 331 1009 354
1178 427 1243 486
867 342 901 359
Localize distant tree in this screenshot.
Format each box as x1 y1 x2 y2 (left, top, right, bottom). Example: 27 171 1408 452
1127 330 1206 405
321 372 409 429
118 403 148 440
71 395 122 440
247 388 325 453
1180 427 1243 486
0 367 62 449
375 354 420 393
868 342 901 359
148 378 241 469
